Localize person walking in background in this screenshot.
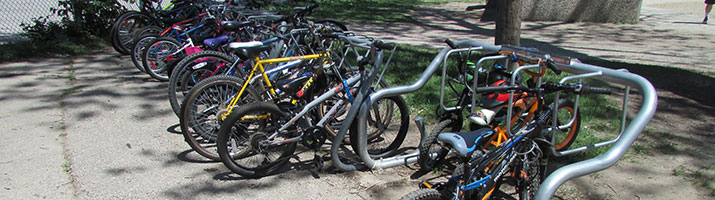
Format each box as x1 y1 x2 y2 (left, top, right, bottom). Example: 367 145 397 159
705 0 715 24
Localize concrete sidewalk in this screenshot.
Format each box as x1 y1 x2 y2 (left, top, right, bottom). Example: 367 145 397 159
1 54 418 199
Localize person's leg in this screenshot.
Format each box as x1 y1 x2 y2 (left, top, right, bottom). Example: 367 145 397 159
705 4 713 24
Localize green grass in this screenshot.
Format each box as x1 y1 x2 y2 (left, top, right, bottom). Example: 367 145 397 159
673 164 715 196
62 161 72 173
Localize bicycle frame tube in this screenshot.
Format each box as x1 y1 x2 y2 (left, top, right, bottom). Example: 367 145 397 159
178 23 205 38
265 74 362 143
221 53 329 119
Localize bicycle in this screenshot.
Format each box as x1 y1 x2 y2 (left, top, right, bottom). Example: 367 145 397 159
418 43 585 175
166 5 350 117
403 76 611 200
328 39 654 200
130 12 210 74
167 23 321 117
111 0 209 55
214 34 409 177
140 13 224 81
178 24 350 160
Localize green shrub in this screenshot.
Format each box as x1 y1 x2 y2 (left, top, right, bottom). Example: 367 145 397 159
3 0 130 61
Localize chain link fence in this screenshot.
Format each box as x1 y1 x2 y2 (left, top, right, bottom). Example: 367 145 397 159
0 0 141 43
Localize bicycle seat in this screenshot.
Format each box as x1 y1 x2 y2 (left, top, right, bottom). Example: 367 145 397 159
228 41 272 60
437 128 493 157
203 35 229 47
220 20 254 32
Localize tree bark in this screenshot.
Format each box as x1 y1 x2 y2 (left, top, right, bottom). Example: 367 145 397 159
495 0 521 46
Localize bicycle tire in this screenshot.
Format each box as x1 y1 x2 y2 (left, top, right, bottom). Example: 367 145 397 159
142 37 184 81
399 188 444 200
168 50 236 118
131 35 157 73
216 101 297 178
130 26 164 73
517 160 542 200
548 99 580 151
110 11 139 54
179 75 260 160
319 78 388 141
349 95 410 159
113 12 156 55
418 119 454 171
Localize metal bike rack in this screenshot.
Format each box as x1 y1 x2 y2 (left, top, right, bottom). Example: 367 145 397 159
338 40 655 200
535 58 655 200
470 55 508 113
438 48 495 112
548 71 607 157
329 35 400 172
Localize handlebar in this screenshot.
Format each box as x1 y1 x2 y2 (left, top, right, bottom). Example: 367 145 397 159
580 85 612 95
545 60 562 75
543 82 612 95
444 38 458 49
474 82 612 95
373 40 395 50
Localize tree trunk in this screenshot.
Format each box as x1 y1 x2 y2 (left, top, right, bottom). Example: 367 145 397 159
495 0 521 46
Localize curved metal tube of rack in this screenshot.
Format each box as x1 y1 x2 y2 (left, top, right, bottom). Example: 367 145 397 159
534 58 656 199
346 40 656 200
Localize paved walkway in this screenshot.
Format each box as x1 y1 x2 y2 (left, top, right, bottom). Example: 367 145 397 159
350 0 715 74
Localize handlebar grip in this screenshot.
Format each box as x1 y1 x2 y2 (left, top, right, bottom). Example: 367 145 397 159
546 61 562 75
580 86 612 95
374 40 395 50
474 85 524 93
444 39 457 49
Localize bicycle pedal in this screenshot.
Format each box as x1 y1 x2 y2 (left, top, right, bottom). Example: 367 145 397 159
417 180 434 189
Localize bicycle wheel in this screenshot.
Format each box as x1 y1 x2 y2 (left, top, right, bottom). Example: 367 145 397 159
142 37 184 81
130 26 164 73
110 11 137 54
349 95 410 159
132 35 157 73
418 119 455 171
319 76 388 141
113 12 156 55
180 75 260 160
548 99 580 151
399 188 444 200
216 102 297 178
517 159 542 200
168 50 236 118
